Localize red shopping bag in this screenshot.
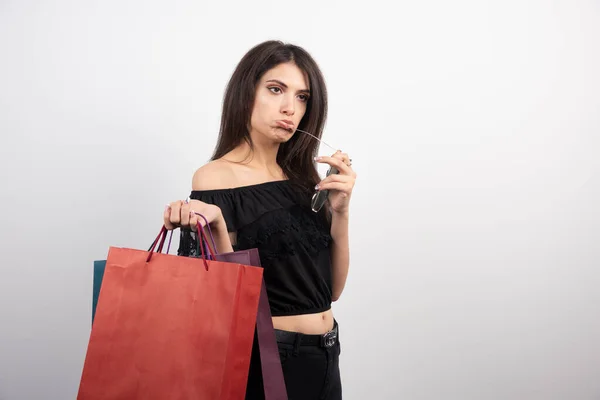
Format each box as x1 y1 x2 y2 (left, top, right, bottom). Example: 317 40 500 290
78 225 264 400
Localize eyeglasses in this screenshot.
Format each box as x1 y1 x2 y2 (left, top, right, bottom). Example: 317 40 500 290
311 164 339 213
295 128 342 213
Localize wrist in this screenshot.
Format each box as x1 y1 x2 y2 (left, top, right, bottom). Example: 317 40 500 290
211 211 234 253
211 211 227 232
331 209 350 220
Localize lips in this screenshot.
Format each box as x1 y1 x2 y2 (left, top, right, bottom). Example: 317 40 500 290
276 120 294 130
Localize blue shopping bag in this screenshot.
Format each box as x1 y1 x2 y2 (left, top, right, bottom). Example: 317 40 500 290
91 260 106 324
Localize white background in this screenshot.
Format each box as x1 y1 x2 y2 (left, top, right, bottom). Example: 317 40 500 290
1 1 599 399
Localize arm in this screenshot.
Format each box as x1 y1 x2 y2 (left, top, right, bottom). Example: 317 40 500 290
204 213 234 254
314 151 356 302
330 210 350 302
192 161 235 254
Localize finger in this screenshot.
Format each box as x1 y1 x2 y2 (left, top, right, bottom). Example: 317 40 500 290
326 153 355 174
164 205 175 230
341 153 350 166
337 153 352 168
315 155 351 175
331 151 349 163
180 202 191 227
317 181 352 194
317 176 354 192
169 201 182 226
189 211 200 232
318 173 352 186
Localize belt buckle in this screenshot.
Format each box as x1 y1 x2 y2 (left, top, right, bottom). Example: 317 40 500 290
321 330 337 348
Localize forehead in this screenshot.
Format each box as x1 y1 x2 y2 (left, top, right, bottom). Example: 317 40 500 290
261 62 309 90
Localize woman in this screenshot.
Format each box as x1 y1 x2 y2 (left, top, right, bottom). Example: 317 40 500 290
164 40 356 399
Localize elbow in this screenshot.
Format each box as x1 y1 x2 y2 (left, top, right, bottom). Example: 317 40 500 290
331 281 346 302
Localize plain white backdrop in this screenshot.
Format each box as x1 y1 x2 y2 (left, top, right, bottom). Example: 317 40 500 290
1 0 599 399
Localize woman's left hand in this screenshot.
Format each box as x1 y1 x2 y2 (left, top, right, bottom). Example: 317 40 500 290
315 150 356 215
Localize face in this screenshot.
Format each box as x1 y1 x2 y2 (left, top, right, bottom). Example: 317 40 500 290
249 62 310 144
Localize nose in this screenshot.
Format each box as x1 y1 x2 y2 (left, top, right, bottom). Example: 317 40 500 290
280 94 295 116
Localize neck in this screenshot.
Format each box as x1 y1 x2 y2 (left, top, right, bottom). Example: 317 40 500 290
226 132 284 178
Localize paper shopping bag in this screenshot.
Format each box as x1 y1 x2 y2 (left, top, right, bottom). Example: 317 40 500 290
91 260 105 324
78 226 264 400
195 213 287 400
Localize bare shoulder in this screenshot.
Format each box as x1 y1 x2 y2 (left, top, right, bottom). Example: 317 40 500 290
192 159 237 190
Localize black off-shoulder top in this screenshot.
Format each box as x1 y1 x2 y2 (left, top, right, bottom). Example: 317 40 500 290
177 180 333 317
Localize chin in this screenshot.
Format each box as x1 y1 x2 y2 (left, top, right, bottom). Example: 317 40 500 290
252 126 294 144
272 127 294 142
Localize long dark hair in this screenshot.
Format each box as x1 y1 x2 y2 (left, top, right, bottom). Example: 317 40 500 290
211 40 328 195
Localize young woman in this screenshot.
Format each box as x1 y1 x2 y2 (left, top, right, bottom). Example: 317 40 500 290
163 40 356 399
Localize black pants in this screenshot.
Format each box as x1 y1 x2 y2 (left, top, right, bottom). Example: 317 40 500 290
245 321 342 400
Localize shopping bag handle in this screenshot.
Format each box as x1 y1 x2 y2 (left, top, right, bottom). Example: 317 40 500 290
154 230 174 254
148 215 214 257
146 226 175 255
191 212 218 255
195 221 216 269
146 212 217 259
146 226 168 262
146 225 212 271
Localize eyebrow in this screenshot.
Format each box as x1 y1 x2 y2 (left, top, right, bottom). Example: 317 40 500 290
265 79 310 95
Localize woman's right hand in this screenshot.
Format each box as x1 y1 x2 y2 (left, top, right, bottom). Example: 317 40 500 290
163 199 224 231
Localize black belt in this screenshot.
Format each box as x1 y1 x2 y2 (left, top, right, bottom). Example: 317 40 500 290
274 322 339 349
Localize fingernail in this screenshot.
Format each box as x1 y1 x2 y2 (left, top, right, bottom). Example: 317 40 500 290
315 184 320 190
314 156 321 161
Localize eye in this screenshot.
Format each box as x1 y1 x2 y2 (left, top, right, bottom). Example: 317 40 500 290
298 94 309 102
268 86 282 94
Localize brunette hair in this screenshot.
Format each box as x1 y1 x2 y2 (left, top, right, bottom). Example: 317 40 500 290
211 40 328 196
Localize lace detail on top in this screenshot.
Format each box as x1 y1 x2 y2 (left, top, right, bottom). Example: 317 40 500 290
177 180 333 316
235 204 331 264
